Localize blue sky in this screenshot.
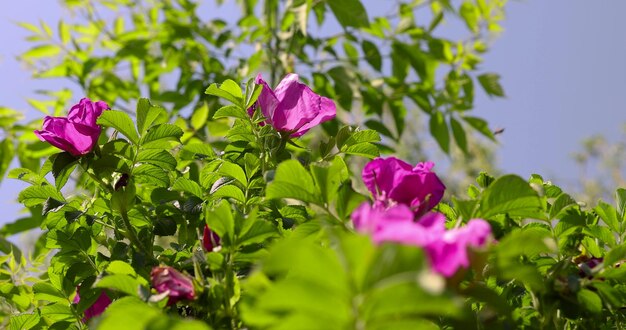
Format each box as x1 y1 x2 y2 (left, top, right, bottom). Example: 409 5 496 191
1 0 626 227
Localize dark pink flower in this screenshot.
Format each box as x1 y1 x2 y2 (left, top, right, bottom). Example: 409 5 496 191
351 202 492 277
73 287 112 322
151 266 195 305
34 98 109 156
362 158 445 215
251 73 336 137
202 225 220 251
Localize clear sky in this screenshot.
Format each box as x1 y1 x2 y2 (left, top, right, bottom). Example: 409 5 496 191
1 0 626 227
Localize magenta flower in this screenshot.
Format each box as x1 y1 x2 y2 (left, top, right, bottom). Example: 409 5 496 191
362 157 445 215
202 225 220 251
34 98 109 156
151 266 195 305
351 202 492 277
251 73 336 137
73 287 112 322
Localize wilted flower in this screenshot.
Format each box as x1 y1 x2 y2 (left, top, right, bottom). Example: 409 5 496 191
251 73 336 137
362 157 445 215
202 225 220 251
34 98 109 156
351 202 492 277
73 287 112 322
151 266 195 305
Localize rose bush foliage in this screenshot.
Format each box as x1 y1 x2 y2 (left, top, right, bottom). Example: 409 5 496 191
2 76 626 330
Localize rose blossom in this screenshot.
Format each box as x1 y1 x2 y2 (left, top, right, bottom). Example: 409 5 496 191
352 202 492 277
34 98 109 156
250 73 336 137
151 266 195 305
73 287 112 322
202 225 221 251
362 157 445 215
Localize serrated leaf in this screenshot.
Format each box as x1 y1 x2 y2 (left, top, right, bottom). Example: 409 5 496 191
18 185 65 207
205 81 243 106
98 110 139 144
106 261 137 276
0 138 14 185
33 282 67 303
136 98 167 135
172 177 204 198
266 160 320 204
577 289 602 314
96 274 142 297
213 105 248 119
133 164 169 187
136 149 177 170
218 161 247 187
51 152 78 190
343 143 379 158
140 124 183 149
58 21 70 44
475 175 543 219
212 184 245 203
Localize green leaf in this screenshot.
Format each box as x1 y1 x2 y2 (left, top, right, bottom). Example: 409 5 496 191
362 40 382 71
22 45 60 59
106 261 137 276
40 302 74 322
449 117 467 154
0 138 14 185
266 160 321 204
133 164 169 187
218 161 247 187
463 116 495 141
549 193 577 220
51 152 77 190
140 124 183 149
96 274 143 297
213 105 249 120
206 199 235 244
205 80 243 106
327 0 369 28
98 110 139 144
460 1 479 33
136 149 177 170
18 185 65 208
310 157 347 204
33 282 67 303
136 98 167 135
8 313 40 330
477 73 505 97
429 112 450 153
616 188 626 221
172 177 204 198
605 244 626 265
191 104 209 130
596 201 620 235
58 21 70 45
211 184 245 203
577 289 603 314
475 175 543 219
343 143 379 158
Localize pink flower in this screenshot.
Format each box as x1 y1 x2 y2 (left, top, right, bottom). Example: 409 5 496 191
362 158 445 215
151 266 195 305
351 202 492 277
251 73 336 137
202 225 220 251
73 287 112 322
34 98 109 156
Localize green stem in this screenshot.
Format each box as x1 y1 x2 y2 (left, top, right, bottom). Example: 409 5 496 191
120 207 153 260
